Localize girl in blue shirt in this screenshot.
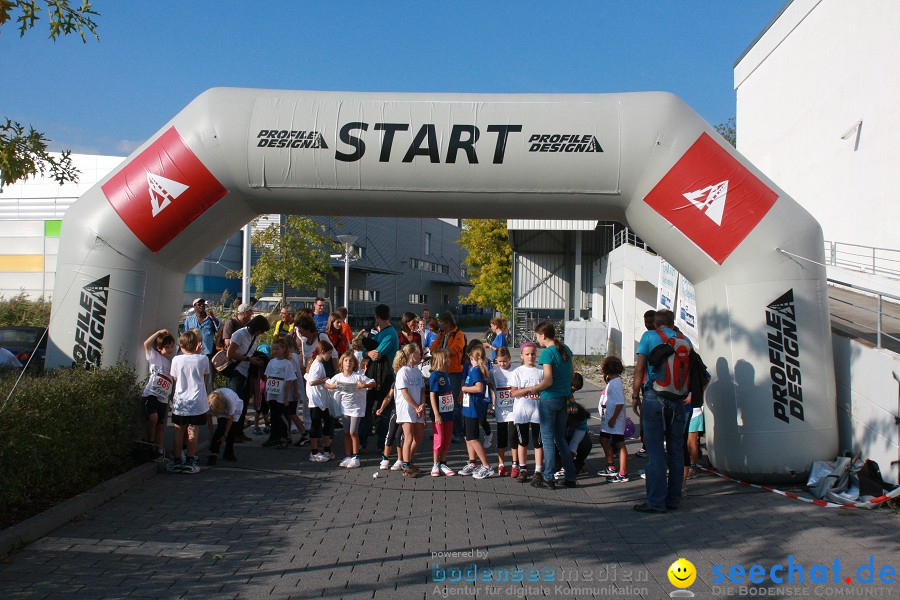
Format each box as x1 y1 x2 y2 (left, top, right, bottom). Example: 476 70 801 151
458 346 494 479
484 318 509 363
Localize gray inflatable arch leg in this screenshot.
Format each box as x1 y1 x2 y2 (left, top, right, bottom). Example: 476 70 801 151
47 88 836 482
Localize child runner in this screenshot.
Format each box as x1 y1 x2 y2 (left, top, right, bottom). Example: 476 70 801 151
375 387 403 470
427 349 455 476
142 328 175 459
484 317 509 363
463 338 493 449
326 351 376 468
264 339 298 449
491 346 518 476
207 387 243 464
168 329 211 474
459 345 494 479
598 356 628 482
393 343 426 477
509 342 543 483
305 339 335 462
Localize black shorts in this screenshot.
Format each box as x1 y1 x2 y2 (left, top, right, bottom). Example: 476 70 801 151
143 396 168 421
463 416 483 442
600 432 625 446
496 421 518 449
172 413 208 426
515 423 542 448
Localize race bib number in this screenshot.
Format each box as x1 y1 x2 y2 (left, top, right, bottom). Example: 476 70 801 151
338 381 358 394
496 388 513 408
148 373 173 399
266 377 285 401
438 393 454 413
462 393 470 408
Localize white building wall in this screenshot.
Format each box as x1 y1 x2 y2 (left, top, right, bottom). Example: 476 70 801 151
735 0 900 250
600 244 659 365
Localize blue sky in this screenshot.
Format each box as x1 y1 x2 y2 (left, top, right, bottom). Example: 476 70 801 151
1 1 785 156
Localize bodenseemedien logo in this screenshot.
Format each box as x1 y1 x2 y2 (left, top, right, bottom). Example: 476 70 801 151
668 558 696 598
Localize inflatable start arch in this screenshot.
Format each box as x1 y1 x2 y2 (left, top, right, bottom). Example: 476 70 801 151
47 89 837 482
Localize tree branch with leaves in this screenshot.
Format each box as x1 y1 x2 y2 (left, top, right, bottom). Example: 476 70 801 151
458 219 512 319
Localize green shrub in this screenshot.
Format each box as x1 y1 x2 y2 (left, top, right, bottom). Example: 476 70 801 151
0 293 51 327
0 364 143 529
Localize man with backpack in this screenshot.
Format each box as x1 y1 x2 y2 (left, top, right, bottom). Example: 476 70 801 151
631 309 692 513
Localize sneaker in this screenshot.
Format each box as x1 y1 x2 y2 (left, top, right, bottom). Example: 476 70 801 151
390 459 404 471
687 465 698 480
459 463 477 476
263 425 271 434
609 473 630 483
530 472 555 489
403 466 417 478
439 463 456 476
473 465 495 480
295 432 310 447
408 464 421 473
431 464 441 477
379 459 391 470
597 466 618 477
510 465 520 479
636 448 647 458
346 456 361 469
308 453 320 462
483 433 493 449
314 452 329 462
517 467 528 483
497 465 508 477
252 427 263 435
553 469 565 481
640 470 647 480
182 457 200 474
339 456 352 468
166 459 184 474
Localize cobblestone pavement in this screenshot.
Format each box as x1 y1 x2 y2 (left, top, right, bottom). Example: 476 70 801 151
1 379 898 599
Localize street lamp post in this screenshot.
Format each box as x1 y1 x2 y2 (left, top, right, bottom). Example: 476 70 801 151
336 234 358 312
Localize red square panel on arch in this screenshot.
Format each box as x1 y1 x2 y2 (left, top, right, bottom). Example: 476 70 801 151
643 132 778 264
101 127 227 253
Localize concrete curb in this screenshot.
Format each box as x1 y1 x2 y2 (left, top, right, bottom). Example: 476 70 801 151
0 439 211 556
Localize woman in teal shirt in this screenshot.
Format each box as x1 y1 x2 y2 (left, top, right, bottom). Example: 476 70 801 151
522 321 576 489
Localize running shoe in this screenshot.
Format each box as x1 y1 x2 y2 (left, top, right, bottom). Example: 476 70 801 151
510 465 520 479
483 433 493 449
530 472 555 489
379 459 391 470
609 473 630 483
182 457 200 474
517 468 528 483
431 464 441 477
252 427 263 435
346 456 361 469
640 470 647 479
636 448 647 458
473 465 495 480
391 459 404 471
338 456 352 468
497 465 509 477
166 459 183 474
439 463 456 476
597 466 618 477
553 469 565 481
459 463 477 476
403 466 417 478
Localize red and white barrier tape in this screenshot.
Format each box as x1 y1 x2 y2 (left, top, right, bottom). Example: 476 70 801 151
696 466 900 509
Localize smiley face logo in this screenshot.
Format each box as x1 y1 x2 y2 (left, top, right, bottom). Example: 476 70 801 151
668 558 696 588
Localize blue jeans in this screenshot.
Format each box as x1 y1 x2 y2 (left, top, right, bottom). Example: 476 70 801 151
539 396 576 482
450 373 464 439
642 389 686 510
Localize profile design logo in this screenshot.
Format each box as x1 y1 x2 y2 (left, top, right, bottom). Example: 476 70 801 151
668 558 696 597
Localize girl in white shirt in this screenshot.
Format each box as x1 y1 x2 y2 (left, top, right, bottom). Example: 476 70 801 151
598 355 628 482
264 339 298 449
491 346 518 477
509 342 544 484
325 352 376 468
305 339 335 462
141 328 175 459
393 343 426 477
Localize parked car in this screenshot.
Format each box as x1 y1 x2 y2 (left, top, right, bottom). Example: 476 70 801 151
253 296 332 324
0 326 48 371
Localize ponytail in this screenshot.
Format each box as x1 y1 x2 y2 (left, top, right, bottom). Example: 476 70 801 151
534 321 569 362
392 343 420 372
468 345 489 380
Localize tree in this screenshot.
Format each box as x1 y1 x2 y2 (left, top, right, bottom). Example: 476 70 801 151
0 1 100 189
228 216 339 298
715 117 736 148
458 219 512 319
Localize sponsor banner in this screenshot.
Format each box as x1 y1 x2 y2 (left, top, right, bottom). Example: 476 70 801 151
72 274 110 368
247 98 621 194
657 258 678 311
766 289 803 424
643 132 778 265
675 274 699 349
102 127 228 253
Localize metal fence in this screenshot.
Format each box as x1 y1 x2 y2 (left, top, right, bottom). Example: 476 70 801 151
827 279 900 350
824 241 900 279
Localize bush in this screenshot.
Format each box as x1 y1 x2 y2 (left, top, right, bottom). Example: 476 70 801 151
0 364 143 529
0 293 51 327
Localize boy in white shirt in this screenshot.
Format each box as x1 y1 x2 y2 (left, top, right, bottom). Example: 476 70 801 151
141 328 175 459
207 388 243 465
168 329 211 474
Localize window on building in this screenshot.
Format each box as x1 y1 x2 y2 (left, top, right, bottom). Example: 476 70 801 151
424 232 431 256
409 293 428 305
409 257 449 274
336 288 380 302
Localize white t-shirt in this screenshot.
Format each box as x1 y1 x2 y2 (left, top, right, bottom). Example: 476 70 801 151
491 365 517 423
229 327 258 377
170 353 210 416
211 387 243 419
599 377 626 435
510 365 543 424
394 365 425 424
328 371 374 417
298 331 338 370
264 358 297 404
0 347 23 368
142 347 173 403
305 359 331 410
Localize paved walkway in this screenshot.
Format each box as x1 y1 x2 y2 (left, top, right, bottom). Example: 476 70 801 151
1 374 898 599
